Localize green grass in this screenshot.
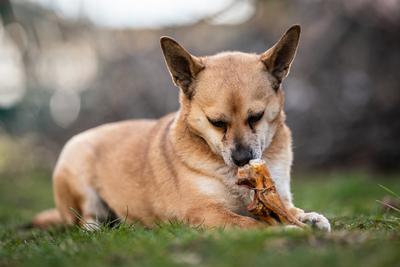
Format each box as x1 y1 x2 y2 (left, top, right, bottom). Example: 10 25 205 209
1 169 400 267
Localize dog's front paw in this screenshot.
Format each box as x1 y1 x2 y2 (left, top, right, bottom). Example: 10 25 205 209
298 212 331 232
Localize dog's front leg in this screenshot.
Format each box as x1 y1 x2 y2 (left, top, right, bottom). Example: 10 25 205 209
186 204 264 229
288 206 331 232
266 159 331 232
275 182 331 232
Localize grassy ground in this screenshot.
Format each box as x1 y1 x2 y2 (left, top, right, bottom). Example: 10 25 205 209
0 168 399 267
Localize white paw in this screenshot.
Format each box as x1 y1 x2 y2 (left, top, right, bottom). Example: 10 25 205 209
298 212 331 232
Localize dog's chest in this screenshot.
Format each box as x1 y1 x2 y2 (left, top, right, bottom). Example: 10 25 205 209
192 171 252 212
190 163 289 214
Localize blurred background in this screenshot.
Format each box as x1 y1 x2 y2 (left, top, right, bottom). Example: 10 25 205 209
0 0 399 176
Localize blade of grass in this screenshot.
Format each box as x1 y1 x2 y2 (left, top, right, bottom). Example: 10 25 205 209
378 184 400 198
376 200 400 213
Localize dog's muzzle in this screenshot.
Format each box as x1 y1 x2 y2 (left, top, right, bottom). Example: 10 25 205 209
231 144 254 167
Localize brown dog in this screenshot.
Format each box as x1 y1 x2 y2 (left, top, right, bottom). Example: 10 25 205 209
33 25 331 231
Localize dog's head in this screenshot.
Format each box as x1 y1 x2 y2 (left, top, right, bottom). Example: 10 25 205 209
161 25 300 167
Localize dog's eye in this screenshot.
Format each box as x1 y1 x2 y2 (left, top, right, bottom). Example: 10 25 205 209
208 118 227 129
248 112 264 126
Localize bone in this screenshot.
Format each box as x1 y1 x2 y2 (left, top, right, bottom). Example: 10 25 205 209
236 159 305 227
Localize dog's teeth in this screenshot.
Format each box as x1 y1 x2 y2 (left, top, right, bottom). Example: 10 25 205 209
249 159 265 165
243 165 251 171
249 190 255 201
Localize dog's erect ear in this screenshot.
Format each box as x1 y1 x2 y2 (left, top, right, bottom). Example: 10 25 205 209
261 25 301 91
160 36 205 99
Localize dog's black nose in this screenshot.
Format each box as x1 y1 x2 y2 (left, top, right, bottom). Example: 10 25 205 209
231 145 253 167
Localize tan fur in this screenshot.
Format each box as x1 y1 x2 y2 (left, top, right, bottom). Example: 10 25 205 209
33 25 331 231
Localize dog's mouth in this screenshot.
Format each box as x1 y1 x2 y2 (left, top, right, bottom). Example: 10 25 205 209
236 183 252 190
236 175 256 189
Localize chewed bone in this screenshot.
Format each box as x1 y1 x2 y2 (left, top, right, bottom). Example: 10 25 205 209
236 159 305 227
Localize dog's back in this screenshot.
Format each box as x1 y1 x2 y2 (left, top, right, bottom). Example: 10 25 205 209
34 114 177 227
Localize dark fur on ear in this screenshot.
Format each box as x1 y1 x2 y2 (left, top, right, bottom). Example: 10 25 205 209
261 25 301 91
160 37 205 99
